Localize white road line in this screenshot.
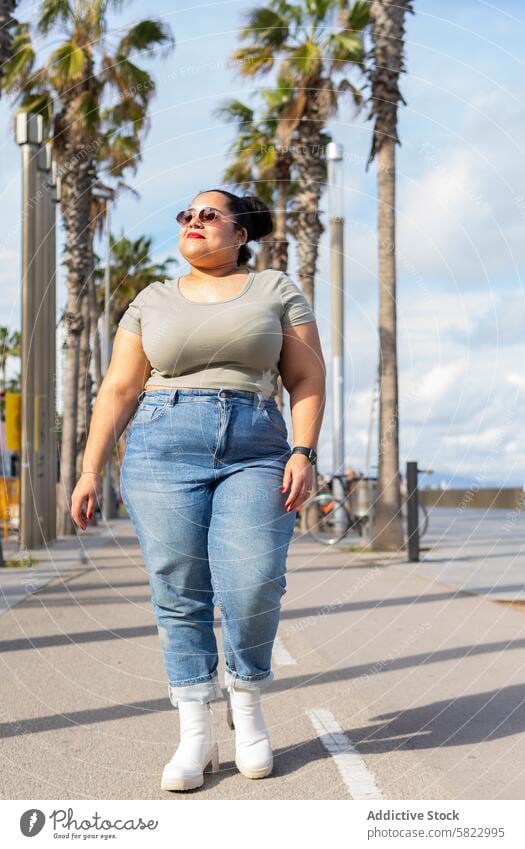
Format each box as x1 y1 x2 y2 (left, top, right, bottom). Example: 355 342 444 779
305 708 383 799
273 634 297 666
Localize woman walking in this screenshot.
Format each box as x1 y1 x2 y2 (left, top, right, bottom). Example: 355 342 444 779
71 189 326 791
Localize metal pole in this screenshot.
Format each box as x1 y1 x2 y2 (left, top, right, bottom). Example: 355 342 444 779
16 112 44 550
406 460 419 561
102 197 112 521
48 157 58 541
52 174 61 538
326 142 346 531
36 143 53 542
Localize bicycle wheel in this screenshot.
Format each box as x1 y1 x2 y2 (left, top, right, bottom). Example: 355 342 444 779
402 502 430 539
304 493 352 545
418 503 429 538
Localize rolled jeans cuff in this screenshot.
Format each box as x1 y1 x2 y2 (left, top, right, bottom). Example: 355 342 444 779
168 673 224 708
224 668 274 693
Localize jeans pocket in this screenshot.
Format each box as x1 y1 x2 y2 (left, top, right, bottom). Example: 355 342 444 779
130 399 170 428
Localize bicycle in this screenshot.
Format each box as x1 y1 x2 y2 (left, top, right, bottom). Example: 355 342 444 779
303 473 370 545
304 473 429 546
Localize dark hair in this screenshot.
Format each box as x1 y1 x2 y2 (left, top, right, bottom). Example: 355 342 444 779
197 189 273 266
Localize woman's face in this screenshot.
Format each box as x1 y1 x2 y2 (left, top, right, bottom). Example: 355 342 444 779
178 191 247 270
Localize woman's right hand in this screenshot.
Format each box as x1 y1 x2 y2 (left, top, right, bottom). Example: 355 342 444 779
71 473 102 530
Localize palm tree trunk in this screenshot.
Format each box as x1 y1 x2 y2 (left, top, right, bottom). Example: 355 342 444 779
272 153 291 273
255 239 271 271
56 152 94 536
371 136 404 551
76 288 92 481
291 81 330 308
76 214 97 478
90 274 103 392
288 98 328 532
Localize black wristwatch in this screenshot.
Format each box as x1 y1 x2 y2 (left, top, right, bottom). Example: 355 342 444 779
291 446 317 465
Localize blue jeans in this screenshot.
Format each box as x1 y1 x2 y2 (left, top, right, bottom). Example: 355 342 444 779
120 387 297 708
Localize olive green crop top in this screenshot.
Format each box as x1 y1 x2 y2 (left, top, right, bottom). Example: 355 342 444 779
117 268 316 401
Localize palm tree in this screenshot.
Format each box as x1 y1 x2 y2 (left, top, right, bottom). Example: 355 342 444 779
365 0 414 551
0 0 17 94
214 98 274 270
214 78 296 273
86 182 139 395
231 0 369 307
96 231 177 327
76 186 131 480
75 226 176 480
2 1 174 535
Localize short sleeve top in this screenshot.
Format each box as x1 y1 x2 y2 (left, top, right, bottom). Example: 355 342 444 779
117 268 316 400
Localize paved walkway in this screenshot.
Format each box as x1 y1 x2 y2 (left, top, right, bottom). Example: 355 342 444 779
400 506 525 601
1 509 524 799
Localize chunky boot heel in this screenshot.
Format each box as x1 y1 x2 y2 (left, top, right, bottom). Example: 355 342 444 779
203 742 220 774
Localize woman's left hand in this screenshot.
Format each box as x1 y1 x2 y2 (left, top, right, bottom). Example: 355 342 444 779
281 454 316 512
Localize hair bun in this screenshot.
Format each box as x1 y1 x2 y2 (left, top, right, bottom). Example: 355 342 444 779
241 194 273 242
195 187 274 267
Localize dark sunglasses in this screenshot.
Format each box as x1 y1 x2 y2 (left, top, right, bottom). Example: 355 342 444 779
176 206 235 226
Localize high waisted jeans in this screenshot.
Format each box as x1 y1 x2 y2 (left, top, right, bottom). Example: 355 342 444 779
119 387 297 709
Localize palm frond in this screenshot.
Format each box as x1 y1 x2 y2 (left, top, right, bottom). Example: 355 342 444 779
340 0 370 32
239 6 290 47
212 99 254 126
37 0 73 36
1 22 35 92
328 30 365 70
306 0 336 25
103 55 154 102
49 41 88 84
231 46 275 76
117 19 174 57
285 40 321 79
102 133 142 177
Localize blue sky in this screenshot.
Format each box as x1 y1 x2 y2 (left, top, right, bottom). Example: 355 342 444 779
1 0 524 485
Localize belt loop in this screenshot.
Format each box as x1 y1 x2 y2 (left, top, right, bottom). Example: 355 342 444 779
137 389 146 403
170 388 178 406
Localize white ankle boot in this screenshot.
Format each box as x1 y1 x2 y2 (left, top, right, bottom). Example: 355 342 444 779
227 685 273 779
161 701 219 791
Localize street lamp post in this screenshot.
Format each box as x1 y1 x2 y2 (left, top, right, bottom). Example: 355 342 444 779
47 156 59 541
36 141 58 544
16 112 43 550
326 142 346 531
16 114 58 549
